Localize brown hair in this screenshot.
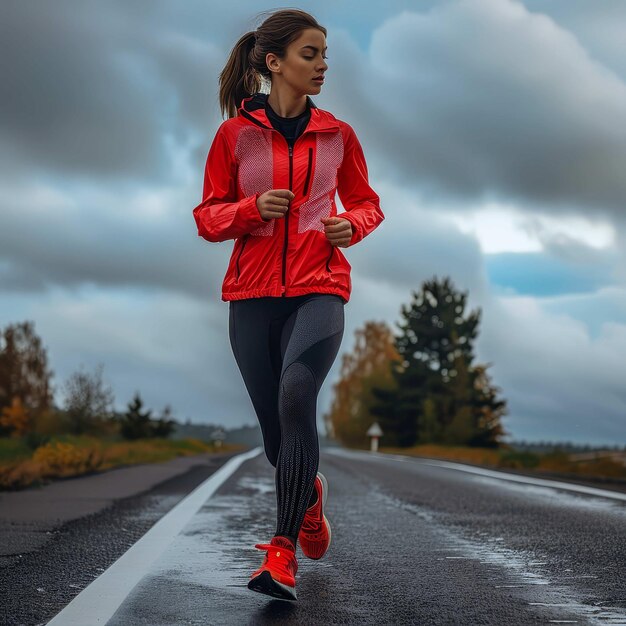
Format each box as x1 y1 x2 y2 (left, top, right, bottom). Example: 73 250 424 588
218 9 327 119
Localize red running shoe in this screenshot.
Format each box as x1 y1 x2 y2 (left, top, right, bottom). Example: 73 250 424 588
298 471 331 560
248 536 298 601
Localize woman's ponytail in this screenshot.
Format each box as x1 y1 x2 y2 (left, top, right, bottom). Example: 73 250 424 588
218 31 261 120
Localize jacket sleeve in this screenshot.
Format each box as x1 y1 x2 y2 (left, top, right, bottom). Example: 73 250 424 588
193 123 269 243
336 122 385 247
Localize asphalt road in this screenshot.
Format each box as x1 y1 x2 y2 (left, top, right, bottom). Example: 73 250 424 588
3 446 626 625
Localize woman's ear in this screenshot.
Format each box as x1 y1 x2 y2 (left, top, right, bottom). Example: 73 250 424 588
265 52 281 75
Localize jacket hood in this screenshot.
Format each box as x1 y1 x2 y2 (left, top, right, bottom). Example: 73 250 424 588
237 92 340 132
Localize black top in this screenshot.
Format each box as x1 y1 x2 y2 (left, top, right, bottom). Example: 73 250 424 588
265 98 311 147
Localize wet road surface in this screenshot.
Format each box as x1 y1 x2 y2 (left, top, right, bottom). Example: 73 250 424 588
7 446 626 625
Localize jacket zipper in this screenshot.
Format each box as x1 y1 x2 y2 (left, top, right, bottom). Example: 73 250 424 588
281 142 293 296
302 147 313 196
326 246 334 273
235 235 248 282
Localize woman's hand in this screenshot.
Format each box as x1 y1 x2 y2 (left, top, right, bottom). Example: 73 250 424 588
256 189 295 221
320 216 353 247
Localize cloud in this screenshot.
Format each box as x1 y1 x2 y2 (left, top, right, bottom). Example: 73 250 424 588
0 178 230 299
480 291 626 444
0 1 226 183
341 180 488 298
523 0 626 82
353 0 626 214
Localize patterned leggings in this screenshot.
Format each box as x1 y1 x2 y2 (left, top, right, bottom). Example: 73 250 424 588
228 293 345 547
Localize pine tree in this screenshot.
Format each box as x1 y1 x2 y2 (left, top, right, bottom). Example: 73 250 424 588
371 276 507 447
152 404 176 438
466 363 508 447
120 392 153 440
440 358 467 443
370 347 431 447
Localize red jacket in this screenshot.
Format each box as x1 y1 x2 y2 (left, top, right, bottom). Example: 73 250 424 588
192 93 384 304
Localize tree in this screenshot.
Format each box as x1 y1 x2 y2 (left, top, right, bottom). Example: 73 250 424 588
440 351 475 443
370 349 431 447
151 404 176 438
119 392 154 440
0 396 30 438
0 321 54 436
324 321 399 447
62 363 115 435
466 363 508 447
370 276 508 447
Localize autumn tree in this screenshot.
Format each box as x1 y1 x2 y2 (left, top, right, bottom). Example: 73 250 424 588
0 321 54 437
0 396 30 437
62 362 115 435
323 321 399 448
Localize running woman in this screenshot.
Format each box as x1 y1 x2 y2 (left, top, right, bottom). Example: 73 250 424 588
192 8 384 601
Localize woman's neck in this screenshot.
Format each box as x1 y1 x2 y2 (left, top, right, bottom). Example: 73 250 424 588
266 90 307 118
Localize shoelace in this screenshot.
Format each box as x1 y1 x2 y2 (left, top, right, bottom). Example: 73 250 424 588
300 509 323 533
253 543 298 576
300 476 329 540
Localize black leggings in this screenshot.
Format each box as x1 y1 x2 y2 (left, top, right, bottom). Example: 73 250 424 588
228 293 345 547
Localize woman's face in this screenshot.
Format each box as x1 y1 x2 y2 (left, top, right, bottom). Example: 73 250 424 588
267 28 329 96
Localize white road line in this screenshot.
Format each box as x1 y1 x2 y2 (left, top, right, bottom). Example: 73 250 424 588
46 446 264 626
326 447 626 502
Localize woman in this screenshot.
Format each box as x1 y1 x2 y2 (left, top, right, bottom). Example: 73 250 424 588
192 9 384 601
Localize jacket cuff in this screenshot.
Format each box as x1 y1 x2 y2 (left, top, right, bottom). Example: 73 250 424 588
243 192 268 225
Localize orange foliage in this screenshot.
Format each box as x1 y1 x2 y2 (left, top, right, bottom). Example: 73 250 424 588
325 320 399 446
0 396 31 437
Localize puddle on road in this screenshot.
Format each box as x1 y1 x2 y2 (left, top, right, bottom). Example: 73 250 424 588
236 474 276 495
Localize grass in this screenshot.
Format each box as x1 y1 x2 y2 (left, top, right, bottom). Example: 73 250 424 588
0 437 33 463
372 443 626 483
0 435 246 491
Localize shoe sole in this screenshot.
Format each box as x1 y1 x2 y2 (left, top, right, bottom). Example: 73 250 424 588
318 471 329 508
318 472 331 555
248 570 297 601
302 471 332 560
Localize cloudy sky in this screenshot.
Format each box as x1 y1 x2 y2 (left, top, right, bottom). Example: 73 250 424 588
2 0 625 446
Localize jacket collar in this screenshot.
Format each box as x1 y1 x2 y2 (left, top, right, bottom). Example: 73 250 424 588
237 92 339 132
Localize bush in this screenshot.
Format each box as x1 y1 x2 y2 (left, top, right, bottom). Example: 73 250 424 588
32 439 104 477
